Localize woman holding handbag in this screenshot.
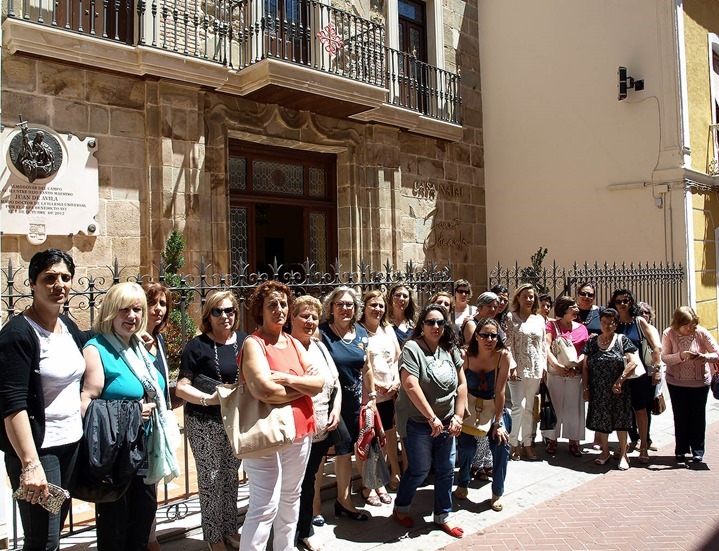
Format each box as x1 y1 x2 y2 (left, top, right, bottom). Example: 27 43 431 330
81 282 180 551
240 282 324 551
455 318 511 511
393 305 467 538
292 295 342 551
543 296 588 457
0 249 89 551
609 289 662 464
581 308 641 471
661 307 719 463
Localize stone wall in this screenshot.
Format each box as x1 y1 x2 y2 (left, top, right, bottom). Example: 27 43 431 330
1 0 485 287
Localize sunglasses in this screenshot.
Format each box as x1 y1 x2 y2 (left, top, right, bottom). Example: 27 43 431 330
455 289 470 295
477 332 498 340
615 298 632 305
422 319 446 327
578 291 594 298
211 307 236 317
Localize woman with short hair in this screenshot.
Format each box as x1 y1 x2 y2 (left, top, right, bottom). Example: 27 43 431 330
175 290 247 550
452 279 477 331
0 249 89 551
461 292 499 346
661 307 719 463
543 296 588 456
240 282 324 551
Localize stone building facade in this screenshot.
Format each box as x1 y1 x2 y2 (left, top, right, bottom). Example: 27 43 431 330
1 0 485 288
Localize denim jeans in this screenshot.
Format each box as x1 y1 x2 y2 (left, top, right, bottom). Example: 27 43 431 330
5 440 80 551
456 408 511 497
395 419 455 524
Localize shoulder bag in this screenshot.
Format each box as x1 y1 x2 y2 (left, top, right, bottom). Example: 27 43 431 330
539 381 557 431
636 320 656 375
461 354 499 437
549 321 579 374
217 335 296 459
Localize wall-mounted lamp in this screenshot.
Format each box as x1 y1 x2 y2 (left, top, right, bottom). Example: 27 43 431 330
618 67 644 101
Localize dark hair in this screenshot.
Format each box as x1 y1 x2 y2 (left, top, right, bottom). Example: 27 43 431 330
576 281 597 295
490 285 510 325
143 282 172 336
248 281 293 325
539 293 553 306
387 284 417 324
600 307 620 324
359 290 389 327
607 288 638 316
467 317 506 357
28 249 75 284
410 304 459 351
553 295 576 318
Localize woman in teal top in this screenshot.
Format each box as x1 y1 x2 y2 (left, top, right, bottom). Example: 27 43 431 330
81 282 179 551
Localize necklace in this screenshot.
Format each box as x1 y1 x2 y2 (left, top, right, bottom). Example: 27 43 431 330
331 322 355 344
421 336 440 359
597 334 613 348
579 308 596 326
361 322 378 337
29 305 58 333
213 333 239 383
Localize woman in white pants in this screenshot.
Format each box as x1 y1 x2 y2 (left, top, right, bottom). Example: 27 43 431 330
505 284 547 461
543 296 588 457
240 281 324 551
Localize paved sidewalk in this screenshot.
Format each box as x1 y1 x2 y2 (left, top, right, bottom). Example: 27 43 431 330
57 395 719 550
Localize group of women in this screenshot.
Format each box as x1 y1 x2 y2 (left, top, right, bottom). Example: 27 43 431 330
2 249 717 551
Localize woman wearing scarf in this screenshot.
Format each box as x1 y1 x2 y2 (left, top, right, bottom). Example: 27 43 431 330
81 282 180 551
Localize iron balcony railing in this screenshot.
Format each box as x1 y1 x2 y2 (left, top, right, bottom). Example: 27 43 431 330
6 0 462 123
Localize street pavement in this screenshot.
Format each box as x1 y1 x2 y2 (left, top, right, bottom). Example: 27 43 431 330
60 394 719 550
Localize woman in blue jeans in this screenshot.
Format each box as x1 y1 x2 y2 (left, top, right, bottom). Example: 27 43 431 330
455 318 511 511
393 304 467 538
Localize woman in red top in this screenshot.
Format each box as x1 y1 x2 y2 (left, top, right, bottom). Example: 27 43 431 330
241 281 324 551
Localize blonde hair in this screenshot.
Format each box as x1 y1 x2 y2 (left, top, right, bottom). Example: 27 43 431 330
292 295 322 317
671 306 699 331
511 283 539 314
94 282 148 335
200 291 240 334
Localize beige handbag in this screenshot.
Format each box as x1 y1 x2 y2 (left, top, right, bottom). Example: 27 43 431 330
217 336 296 459
461 354 499 437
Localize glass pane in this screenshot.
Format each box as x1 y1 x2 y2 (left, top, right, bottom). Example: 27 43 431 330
229 157 246 191
308 211 327 272
410 28 420 58
399 0 423 23
230 207 248 276
252 160 304 195
308 167 327 197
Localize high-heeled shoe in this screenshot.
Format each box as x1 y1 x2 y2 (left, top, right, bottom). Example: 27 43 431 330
334 501 369 521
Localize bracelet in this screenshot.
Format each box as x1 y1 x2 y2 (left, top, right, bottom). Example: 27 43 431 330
427 415 439 424
452 414 463 424
367 391 377 399
200 395 208 407
21 463 40 475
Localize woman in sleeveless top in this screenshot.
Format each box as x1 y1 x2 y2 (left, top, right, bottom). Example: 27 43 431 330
455 318 511 511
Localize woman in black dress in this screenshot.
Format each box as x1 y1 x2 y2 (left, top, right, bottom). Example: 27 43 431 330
581 309 641 471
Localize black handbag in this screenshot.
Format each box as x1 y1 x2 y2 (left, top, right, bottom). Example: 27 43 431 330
539 382 557 431
192 373 222 394
325 387 351 448
70 399 147 503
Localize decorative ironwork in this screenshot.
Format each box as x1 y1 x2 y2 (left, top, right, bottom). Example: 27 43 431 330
308 167 327 197
252 160 303 195
317 22 344 56
489 260 685 333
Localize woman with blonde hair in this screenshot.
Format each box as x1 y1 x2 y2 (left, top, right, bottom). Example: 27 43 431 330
505 283 547 461
240 281 324 551
81 282 180 551
175 291 247 550
661 306 719 463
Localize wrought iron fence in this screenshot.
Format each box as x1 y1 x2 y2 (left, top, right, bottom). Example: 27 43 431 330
6 0 462 124
1 256 452 548
489 260 685 333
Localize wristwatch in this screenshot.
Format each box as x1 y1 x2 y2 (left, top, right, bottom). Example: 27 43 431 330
492 421 503 429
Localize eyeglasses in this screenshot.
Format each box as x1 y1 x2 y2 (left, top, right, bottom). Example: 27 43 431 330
211 307 236 317
455 289 470 295
422 319 446 327
477 332 498 340
615 298 632 305
335 301 355 309
393 293 409 299
578 291 594 298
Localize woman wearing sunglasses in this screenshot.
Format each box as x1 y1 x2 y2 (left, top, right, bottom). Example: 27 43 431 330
576 282 602 336
452 279 477 331
608 289 662 465
175 291 247 550
455 318 511 511
393 305 467 538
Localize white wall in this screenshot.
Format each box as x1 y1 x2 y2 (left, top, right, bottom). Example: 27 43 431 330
479 0 687 268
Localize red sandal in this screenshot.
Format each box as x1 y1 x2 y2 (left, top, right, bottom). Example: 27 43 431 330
434 522 464 538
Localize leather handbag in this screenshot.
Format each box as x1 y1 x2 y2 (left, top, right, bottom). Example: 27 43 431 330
362 438 390 490
711 373 719 400
637 322 655 374
652 393 666 415
217 382 296 460
549 321 579 374
539 381 557 431
192 373 222 395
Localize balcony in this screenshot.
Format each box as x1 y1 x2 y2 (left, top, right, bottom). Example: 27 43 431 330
3 0 462 136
